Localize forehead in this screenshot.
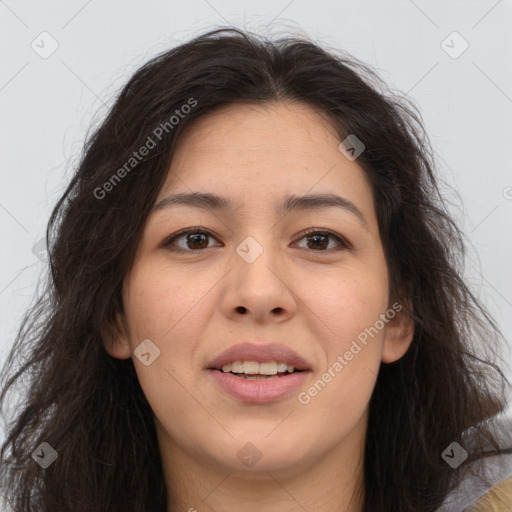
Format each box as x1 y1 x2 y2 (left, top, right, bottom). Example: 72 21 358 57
156 101 377 230
171 101 342 165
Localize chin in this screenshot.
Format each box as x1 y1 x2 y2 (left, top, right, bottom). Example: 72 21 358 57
207 433 312 474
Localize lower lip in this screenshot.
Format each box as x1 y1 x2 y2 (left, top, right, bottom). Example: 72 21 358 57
208 369 309 404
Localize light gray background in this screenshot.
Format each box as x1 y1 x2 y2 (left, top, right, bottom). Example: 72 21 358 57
1 0 511 452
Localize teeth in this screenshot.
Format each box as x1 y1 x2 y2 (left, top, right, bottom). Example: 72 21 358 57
230 361 243 373
259 361 277 375
220 361 297 375
242 361 260 374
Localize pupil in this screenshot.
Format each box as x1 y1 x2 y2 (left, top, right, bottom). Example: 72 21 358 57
188 233 208 249
308 235 327 250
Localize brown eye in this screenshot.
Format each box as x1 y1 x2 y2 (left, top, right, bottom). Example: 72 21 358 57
162 228 220 252
162 227 350 253
294 229 351 251
184 233 210 250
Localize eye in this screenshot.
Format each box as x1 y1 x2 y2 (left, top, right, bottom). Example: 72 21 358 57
161 227 220 252
293 228 351 251
161 227 351 253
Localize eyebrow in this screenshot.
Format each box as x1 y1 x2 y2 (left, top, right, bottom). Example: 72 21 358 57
152 191 369 229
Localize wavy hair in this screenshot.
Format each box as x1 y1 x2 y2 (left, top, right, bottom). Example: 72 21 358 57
1 27 510 512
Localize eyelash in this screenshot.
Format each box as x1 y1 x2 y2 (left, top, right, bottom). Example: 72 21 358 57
161 227 351 253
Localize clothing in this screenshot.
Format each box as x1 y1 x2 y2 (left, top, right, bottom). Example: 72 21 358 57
437 402 512 512
466 478 512 511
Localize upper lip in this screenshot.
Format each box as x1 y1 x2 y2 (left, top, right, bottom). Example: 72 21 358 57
207 342 312 371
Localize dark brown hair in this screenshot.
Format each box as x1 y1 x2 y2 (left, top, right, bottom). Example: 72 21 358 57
1 27 510 512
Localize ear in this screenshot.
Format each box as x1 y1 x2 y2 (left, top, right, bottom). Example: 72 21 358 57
101 309 132 360
381 302 415 364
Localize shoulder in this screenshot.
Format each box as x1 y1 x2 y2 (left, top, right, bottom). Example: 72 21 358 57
465 477 512 511
436 410 512 511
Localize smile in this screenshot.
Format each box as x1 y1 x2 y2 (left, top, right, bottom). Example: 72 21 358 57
208 367 310 404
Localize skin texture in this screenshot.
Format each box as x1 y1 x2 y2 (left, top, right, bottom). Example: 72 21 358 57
103 101 415 512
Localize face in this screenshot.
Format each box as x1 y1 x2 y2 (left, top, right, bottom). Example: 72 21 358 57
104 101 413 480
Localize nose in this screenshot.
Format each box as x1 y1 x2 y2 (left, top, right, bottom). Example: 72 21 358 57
221 239 297 325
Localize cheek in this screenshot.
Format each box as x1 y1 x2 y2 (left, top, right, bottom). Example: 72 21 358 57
295 265 387 415
124 262 215 344
121 266 213 429
301 262 389 345
122 262 219 409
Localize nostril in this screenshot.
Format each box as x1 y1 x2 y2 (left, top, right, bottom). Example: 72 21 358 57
236 306 247 314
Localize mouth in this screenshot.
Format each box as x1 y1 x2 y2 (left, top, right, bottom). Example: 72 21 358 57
207 365 310 404
209 360 306 380
206 341 312 404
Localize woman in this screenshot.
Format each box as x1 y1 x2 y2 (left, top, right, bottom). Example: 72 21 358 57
1 27 511 512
